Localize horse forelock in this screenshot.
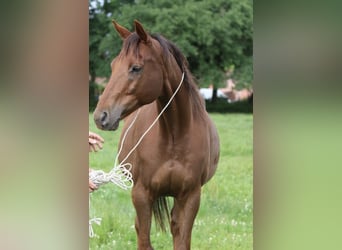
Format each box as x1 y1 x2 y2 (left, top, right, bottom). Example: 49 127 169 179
121 33 141 58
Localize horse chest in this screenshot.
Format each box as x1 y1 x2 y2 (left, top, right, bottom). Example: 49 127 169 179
146 159 196 195
133 145 204 194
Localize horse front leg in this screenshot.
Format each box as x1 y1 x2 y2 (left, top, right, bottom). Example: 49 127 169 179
171 187 201 250
132 184 154 250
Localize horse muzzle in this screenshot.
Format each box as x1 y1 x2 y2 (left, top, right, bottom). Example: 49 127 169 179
94 108 123 131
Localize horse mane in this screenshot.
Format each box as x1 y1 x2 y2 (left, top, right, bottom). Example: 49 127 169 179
151 34 205 117
122 33 205 118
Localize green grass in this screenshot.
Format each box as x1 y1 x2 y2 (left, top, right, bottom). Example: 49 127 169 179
89 113 253 249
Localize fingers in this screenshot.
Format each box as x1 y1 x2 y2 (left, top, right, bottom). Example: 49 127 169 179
89 180 98 193
89 131 104 152
89 144 96 152
89 169 98 192
89 141 103 152
89 143 103 152
89 132 104 143
89 138 98 144
89 139 103 148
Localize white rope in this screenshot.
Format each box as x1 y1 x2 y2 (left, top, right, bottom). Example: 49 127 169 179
89 72 185 237
89 165 133 190
114 109 141 168
119 72 185 165
89 217 102 238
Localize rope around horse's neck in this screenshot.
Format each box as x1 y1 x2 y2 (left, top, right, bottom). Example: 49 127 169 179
89 72 185 237
118 72 185 165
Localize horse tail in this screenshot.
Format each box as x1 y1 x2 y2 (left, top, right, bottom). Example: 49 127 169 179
152 196 171 232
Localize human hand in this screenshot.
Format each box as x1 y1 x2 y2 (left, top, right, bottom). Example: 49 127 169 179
89 168 98 192
89 131 104 152
89 180 98 192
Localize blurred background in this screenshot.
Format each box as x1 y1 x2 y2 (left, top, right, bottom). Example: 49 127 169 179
89 0 253 113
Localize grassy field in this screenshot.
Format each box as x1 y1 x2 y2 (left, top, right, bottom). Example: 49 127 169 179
89 113 253 250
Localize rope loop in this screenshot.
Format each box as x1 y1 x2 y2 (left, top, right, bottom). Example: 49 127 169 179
89 164 133 190
89 217 102 238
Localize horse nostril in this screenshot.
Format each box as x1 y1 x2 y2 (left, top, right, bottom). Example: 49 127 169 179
99 111 109 128
100 111 108 123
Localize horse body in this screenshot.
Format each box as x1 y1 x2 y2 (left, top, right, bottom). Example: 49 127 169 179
94 20 219 250
122 100 218 191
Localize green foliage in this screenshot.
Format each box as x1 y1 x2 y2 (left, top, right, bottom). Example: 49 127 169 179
89 113 253 249
233 57 253 89
89 0 253 89
89 81 105 111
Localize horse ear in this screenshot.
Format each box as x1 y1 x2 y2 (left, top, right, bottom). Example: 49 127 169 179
112 20 131 39
134 20 149 43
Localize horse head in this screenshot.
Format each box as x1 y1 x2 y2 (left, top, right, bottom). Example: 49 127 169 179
94 20 164 131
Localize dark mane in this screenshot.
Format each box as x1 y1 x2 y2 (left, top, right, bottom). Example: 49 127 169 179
151 34 205 117
121 33 205 118
121 33 141 57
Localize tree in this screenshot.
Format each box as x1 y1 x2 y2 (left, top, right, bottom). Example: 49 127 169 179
89 0 253 104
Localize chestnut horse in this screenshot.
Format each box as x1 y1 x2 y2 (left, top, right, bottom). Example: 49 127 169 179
94 20 220 250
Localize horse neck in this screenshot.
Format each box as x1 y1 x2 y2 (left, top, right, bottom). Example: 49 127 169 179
156 71 193 138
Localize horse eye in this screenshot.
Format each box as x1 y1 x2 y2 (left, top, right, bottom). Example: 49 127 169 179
130 65 142 73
